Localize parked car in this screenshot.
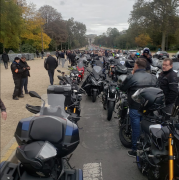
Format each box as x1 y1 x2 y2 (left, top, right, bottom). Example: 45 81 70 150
127 50 137 55
172 51 179 59
153 51 169 59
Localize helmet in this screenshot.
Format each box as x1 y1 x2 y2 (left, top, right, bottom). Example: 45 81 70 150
115 54 120 58
136 52 140 56
16 141 57 177
143 48 150 54
132 87 165 115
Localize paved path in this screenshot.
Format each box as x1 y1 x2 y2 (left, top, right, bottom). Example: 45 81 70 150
0 56 69 154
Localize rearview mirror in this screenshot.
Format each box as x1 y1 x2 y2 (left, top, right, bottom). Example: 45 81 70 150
57 76 64 81
172 55 176 58
57 70 61 73
29 91 41 99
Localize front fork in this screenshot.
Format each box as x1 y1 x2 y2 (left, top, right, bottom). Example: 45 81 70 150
169 134 174 180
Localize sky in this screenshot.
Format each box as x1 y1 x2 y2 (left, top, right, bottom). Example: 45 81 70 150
26 0 136 35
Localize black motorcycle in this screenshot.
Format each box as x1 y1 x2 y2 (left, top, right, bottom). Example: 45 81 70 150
102 81 119 120
81 66 105 102
1 92 83 180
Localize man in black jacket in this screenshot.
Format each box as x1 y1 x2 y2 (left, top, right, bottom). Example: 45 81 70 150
20 56 30 95
157 58 178 115
11 57 25 100
2 51 9 69
44 52 58 85
120 58 157 157
140 48 152 71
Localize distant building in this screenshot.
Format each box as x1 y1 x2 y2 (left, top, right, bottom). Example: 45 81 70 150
86 34 97 44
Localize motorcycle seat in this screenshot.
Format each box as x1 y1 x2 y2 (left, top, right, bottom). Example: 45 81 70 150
30 116 64 143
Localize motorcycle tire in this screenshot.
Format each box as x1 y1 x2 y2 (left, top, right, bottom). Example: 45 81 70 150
92 91 97 102
107 101 115 121
119 124 132 148
136 156 142 173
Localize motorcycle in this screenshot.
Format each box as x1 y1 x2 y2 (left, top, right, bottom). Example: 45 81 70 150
1 92 83 180
76 59 85 81
102 80 120 120
81 66 105 102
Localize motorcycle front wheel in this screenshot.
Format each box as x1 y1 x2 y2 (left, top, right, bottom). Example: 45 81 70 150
107 101 115 121
92 91 97 102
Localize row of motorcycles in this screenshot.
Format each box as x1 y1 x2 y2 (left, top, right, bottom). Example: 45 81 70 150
1 51 179 180
81 52 179 179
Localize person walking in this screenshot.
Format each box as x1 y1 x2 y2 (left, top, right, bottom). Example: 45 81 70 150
0 99 7 120
60 50 66 68
44 52 58 85
11 57 25 100
2 51 9 69
20 56 30 95
58 50 61 65
56 50 59 60
41 50 44 59
120 58 157 157
157 58 178 115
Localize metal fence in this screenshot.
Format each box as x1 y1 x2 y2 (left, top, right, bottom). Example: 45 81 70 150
0 51 56 63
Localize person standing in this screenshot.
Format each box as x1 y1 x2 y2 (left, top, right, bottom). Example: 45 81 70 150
140 48 152 71
157 58 178 115
60 50 66 68
36 50 39 58
70 51 76 66
0 99 7 120
55 50 59 60
120 58 157 157
11 57 25 100
44 52 58 85
20 56 30 95
41 50 44 59
2 51 9 69
58 50 61 65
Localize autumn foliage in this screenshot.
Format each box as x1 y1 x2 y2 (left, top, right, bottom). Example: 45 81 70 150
135 34 152 47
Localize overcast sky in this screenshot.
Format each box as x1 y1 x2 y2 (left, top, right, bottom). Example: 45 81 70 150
26 0 135 35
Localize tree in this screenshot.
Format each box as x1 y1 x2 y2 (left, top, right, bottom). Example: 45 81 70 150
135 34 152 47
0 0 23 50
129 0 179 50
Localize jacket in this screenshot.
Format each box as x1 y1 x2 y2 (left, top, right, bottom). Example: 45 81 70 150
2 53 9 62
44 55 58 70
157 68 178 105
0 99 6 112
120 69 157 109
20 60 30 78
139 55 153 71
11 61 25 79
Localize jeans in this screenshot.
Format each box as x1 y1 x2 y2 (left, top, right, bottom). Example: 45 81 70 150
48 70 55 85
21 77 28 94
129 108 142 151
3 62 8 69
58 58 61 65
41 54 44 59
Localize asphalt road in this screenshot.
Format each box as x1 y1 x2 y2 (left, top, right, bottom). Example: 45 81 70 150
69 66 147 180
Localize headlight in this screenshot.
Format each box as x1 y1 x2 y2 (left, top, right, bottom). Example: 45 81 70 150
71 73 74 77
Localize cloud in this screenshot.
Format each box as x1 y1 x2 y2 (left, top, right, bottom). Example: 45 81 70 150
26 0 136 35
60 1 65 5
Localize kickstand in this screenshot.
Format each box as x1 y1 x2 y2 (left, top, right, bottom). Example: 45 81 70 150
77 122 83 129
65 155 75 169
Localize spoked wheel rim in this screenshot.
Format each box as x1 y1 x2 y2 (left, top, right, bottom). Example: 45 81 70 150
122 126 132 143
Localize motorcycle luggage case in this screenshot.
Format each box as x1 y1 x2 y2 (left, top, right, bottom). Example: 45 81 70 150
47 85 72 106
15 116 79 157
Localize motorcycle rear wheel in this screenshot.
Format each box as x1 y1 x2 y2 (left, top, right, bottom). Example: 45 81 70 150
119 124 132 148
107 101 115 121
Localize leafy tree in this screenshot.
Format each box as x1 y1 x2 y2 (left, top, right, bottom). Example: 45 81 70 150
135 34 152 47
0 0 23 50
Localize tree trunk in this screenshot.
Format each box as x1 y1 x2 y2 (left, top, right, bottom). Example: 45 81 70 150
161 31 166 51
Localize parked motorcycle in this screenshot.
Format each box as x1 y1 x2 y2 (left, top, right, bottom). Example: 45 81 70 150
102 80 119 120
81 66 105 102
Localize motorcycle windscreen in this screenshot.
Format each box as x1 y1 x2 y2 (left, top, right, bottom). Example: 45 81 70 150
77 59 84 68
35 141 57 161
40 94 69 119
92 66 102 80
